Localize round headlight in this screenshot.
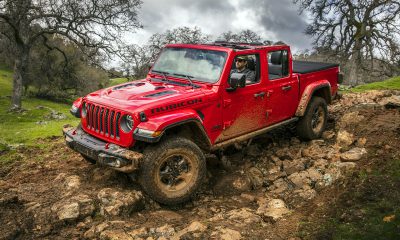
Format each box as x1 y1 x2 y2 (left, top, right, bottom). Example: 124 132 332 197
81 102 87 117
121 115 134 133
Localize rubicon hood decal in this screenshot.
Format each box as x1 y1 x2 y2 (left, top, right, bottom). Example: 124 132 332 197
151 98 203 114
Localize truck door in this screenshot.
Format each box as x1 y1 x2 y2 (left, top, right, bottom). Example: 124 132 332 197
219 53 269 141
265 49 299 125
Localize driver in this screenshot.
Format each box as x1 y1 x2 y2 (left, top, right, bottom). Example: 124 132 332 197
230 55 256 83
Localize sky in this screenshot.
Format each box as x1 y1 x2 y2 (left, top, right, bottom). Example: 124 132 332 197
128 0 312 52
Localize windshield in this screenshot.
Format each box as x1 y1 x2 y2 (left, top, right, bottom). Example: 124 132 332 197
152 48 227 83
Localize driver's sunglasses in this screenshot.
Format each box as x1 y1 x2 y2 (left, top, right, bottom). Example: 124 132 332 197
236 59 245 62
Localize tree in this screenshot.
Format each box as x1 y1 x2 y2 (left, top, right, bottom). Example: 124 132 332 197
122 26 210 79
217 29 278 45
0 0 142 110
218 29 262 43
294 0 400 86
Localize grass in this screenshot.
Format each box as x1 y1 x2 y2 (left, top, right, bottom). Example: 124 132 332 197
347 76 400 92
0 67 79 146
0 68 129 147
108 77 130 86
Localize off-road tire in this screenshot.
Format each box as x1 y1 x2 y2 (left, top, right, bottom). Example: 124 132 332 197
296 96 328 140
81 154 96 164
138 136 206 205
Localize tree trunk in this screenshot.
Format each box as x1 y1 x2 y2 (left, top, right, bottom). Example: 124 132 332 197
348 40 363 87
11 44 29 110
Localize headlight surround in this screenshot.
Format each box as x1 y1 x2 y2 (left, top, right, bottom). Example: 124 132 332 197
81 102 87 117
120 114 134 133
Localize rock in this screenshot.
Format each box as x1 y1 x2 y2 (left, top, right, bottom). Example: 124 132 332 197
336 130 354 147
356 138 367 147
338 111 365 128
333 162 357 174
97 188 144 216
245 144 262 157
64 175 81 190
269 178 290 193
99 230 131 240
240 193 256 202
307 168 323 182
313 159 329 170
155 224 175 237
247 167 264 189
232 175 252 192
84 222 109 239
52 194 95 221
321 167 342 187
127 227 148 239
211 227 242 240
174 221 207 239
301 143 326 159
266 165 285 183
287 171 311 189
185 221 207 232
282 159 306 175
47 110 67 120
275 147 301 160
256 198 290 222
340 147 367 162
226 208 262 225
56 202 80 221
293 189 317 200
322 130 335 140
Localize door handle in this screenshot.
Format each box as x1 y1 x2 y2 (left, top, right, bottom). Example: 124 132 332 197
254 92 265 98
282 85 292 91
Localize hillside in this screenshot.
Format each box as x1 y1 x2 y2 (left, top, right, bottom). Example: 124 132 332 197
1 70 400 239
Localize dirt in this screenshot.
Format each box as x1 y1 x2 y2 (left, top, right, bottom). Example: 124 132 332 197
0 90 400 240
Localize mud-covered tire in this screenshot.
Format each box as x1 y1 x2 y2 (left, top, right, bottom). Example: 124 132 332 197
296 96 328 140
81 154 96 164
138 137 206 205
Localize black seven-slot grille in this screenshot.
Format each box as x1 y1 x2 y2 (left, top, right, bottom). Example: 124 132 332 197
85 103 121 139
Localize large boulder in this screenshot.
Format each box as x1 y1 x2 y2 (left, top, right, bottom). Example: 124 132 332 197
256 198 291 222
340 147 367 162
226 208 262 225
51 194 95 222
211 227 242 240
336 130 354 147
97 188 144 216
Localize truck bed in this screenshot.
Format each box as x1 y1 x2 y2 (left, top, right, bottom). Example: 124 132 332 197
293 60 339 74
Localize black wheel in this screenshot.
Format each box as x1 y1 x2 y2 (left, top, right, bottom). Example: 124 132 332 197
138 137 206 205
296 96 328 140
81 154 96 164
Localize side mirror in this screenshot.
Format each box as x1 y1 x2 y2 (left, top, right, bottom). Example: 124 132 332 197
226 73 246 92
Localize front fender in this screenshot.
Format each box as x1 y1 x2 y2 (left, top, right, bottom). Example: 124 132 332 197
134 109 203 143
295 80 331 116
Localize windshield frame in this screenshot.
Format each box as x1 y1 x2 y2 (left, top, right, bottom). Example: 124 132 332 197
151 47 229 84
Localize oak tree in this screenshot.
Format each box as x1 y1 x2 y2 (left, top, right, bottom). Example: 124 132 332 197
0 0 142 110
294 0 400 85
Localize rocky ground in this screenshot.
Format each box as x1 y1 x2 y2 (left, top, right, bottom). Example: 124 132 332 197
1 90 399 240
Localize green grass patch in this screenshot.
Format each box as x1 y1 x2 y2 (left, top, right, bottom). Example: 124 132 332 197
0 67 79 146
346 76 400 92
108 77 130 86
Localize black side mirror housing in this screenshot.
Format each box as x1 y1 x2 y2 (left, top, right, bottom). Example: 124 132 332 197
226 73 246 92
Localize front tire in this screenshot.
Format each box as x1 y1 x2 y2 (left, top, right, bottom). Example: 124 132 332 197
138 137 206 205
296 96 328 140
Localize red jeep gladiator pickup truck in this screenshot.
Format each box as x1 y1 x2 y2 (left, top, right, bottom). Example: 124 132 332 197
64 42 342 205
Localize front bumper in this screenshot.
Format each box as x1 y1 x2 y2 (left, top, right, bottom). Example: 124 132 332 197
63 125 143 173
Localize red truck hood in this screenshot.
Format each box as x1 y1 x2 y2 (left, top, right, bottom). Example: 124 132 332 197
84 79 207 112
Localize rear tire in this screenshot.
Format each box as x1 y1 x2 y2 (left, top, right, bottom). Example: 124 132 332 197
296 96 328 140
138 137 206 205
